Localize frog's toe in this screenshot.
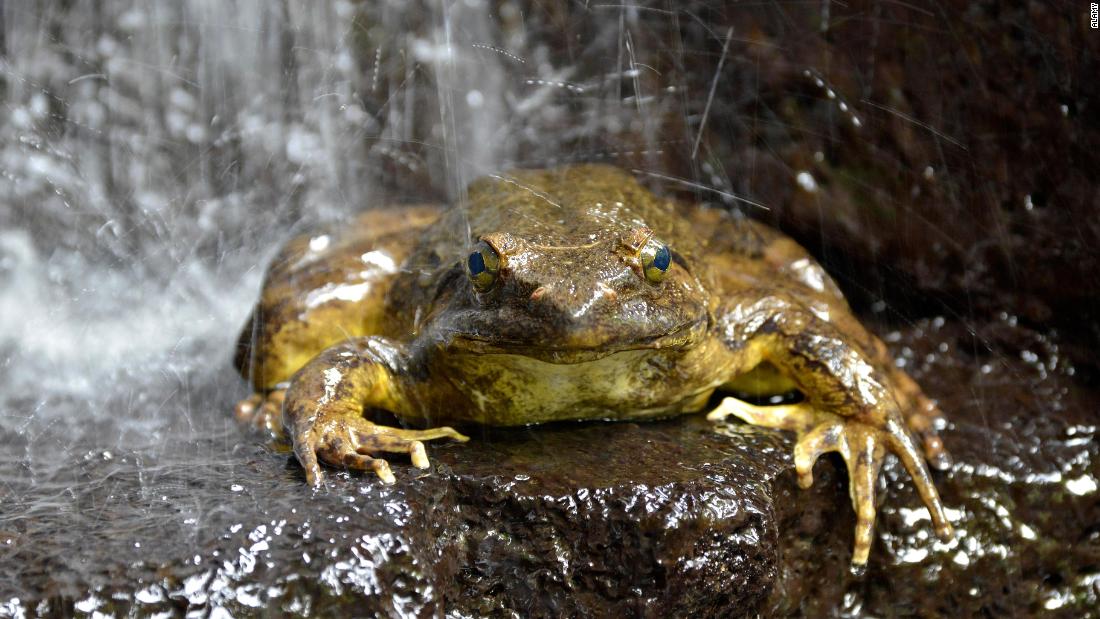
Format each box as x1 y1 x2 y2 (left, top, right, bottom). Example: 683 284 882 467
890 369 952 471
339 451 396 484
258 390 286 433
234 394 263 424
707 396 817 432
835 424 887 566
292 431 325 487
904 397 952 471
383 426 470 443
350 425 469 472
234 390 286 437
293 417 468 487
409 441 429 469
792 417 845 489
883 417 955 542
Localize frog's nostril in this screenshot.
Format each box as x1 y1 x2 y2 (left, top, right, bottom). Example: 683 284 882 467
530 286 549 302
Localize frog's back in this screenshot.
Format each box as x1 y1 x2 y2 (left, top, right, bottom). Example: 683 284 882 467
415 165 686 252
678 204 846 305
235 205 442 390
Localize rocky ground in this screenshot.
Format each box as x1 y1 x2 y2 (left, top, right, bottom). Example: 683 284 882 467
2 316 1097 618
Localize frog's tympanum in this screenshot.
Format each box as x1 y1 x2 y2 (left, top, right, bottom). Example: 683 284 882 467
234 165 953 565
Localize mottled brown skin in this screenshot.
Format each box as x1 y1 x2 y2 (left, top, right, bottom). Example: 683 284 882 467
234 164 953 565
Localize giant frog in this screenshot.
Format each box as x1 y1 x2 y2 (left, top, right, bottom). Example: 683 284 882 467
234 164 953 565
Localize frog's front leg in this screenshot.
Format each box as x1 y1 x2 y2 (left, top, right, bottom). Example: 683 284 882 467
708 294 953 566
282 337 468 486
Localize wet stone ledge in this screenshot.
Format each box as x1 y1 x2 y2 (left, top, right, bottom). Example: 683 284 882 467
1 419 807 618
1 319 1098 618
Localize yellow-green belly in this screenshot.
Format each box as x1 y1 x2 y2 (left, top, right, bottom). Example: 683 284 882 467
423 349 718 426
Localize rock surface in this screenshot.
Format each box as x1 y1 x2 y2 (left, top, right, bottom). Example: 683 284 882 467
2 319 1097 618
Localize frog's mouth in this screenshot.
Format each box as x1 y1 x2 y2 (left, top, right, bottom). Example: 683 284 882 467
446 318 707 364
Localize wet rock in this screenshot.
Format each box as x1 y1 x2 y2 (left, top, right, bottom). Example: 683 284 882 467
437 420 797 617
852 319 1100 618
1 397 814 617
662 1 1100 371
4 317 1097 617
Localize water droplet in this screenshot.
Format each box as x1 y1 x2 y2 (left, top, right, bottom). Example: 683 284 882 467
795 171 817 193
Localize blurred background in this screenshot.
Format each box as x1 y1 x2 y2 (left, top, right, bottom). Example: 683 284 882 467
1 1 1098 616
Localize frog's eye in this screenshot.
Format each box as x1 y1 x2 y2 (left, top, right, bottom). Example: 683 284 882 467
466 241 501 292
640 237 672 284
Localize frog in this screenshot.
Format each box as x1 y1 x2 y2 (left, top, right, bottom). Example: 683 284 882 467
233 164 953 566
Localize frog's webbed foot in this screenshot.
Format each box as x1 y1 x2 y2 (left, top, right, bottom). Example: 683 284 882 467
234 388 287 437
713 293 955 565
282 336 468 487
709 398 953 566
293 416 468 486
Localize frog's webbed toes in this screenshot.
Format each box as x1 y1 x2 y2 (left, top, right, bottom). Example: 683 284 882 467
294 417 469 487
809 415 952 565
904 397 952 471
710 396 952 565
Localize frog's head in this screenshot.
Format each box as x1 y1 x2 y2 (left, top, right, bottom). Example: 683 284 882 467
435 224 709 363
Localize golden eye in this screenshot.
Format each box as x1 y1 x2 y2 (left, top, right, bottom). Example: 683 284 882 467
465 240 501 292
640 237 672 284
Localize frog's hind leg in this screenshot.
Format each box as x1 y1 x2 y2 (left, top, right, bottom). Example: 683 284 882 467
235 388 287 437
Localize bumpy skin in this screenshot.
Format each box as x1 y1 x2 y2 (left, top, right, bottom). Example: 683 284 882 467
235 164 953 565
